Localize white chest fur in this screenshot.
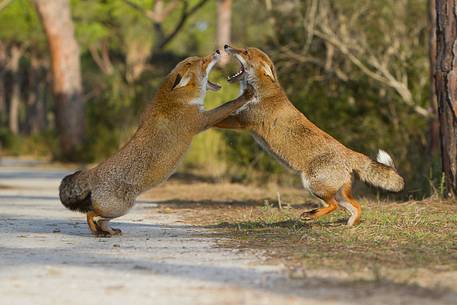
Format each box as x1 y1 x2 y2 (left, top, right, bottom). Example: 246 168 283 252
190 96 205 111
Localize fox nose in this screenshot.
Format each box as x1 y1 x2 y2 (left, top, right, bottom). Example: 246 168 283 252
224 44 230 49
215 49 220 55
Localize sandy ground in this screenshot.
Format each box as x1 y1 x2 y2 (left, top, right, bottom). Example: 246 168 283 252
0 158 456 305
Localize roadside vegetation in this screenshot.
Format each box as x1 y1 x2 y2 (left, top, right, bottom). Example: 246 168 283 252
151 179 457 289
1 0 450 199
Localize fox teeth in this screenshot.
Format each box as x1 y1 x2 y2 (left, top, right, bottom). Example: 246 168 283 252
227 70 243 80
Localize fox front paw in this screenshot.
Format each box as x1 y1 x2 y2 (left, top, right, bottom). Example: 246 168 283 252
93 219 122 237
95 227 122 238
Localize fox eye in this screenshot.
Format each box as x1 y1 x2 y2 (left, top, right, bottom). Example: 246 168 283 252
243 49 248 55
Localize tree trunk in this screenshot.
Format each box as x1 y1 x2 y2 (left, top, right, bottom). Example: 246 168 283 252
7 45 22 135
34 0 84 161
435 0 457 197
217 0 231 66
0 43 6 125
0 79 4 124
26 56 47 134
428 0 439 158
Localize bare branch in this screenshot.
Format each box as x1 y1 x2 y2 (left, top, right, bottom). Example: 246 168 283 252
157 0 209 50
155 0 179 22
122 0 209 51
313 28 430 118
122 0 179 22
122 0 153 20
307 0 431 118
302 0 318 53
89 44 113 75
276 192 282 210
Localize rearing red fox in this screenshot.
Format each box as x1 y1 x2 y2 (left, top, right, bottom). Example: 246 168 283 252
216 45 404 226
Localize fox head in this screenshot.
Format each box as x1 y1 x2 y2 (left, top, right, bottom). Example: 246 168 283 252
224 45 278 96
163 50 222 104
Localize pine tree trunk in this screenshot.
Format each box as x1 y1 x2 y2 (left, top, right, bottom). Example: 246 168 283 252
428 0 439 157
8 45 21 135
34 0 84 161
435 0 457 197
217 0 231 66
0 43 6 126
26 56 47 134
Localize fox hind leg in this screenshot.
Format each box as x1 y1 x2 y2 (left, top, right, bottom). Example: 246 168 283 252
300 196 338 220
300 173 339 220
86 212 121 237
87 211 100 234
336 183 362 226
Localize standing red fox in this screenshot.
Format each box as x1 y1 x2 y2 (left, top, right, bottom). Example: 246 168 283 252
216 45 404 226
59 51 252 236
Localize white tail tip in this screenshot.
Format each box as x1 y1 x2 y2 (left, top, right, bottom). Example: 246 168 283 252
377 149 395 168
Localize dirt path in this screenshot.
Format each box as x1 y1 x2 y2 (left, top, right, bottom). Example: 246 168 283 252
0 159 455 305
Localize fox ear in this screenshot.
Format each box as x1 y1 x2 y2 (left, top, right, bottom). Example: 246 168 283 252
262 62 276 82
171 70 192 90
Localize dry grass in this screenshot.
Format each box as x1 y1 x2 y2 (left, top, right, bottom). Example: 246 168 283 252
207 200 457 270
146 179 457 289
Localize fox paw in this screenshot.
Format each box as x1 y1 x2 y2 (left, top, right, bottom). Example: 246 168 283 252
93 221 122 237
95 230 113 238
111 228 122 235
95 228 122 238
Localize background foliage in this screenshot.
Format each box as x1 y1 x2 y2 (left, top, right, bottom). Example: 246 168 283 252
0 0 438 198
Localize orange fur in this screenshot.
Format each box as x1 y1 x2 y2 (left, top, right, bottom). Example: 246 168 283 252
302 197 338 219
217 45 404 226
60 51 253 236
86 211 99 234
339 184 362 226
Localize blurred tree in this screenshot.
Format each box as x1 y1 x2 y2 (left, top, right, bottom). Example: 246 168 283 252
25 55 48 134
0 0 444 196
34 0 84 161
121 0 209 81
260 0 432 193
270 0 430 117
217 0 231 66
427 0 439 161
0 42 4 122
0 0 12 11
435 0 457 197
6 44 21 134
0 0 49 137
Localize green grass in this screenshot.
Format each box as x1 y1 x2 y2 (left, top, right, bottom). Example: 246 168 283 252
208 199 457 271
0 129 57 159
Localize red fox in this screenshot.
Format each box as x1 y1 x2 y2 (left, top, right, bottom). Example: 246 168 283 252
59 51 253 236
216 45 404 226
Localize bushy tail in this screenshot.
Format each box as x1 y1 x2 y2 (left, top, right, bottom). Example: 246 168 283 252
59 170 92 213
353 150 404 192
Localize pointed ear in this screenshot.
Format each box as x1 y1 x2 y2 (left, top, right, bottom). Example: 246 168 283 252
171 70 192 90
262 62 276 82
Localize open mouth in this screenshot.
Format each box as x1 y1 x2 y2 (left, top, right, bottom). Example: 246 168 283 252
227 61 245 83
207 51 222 91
